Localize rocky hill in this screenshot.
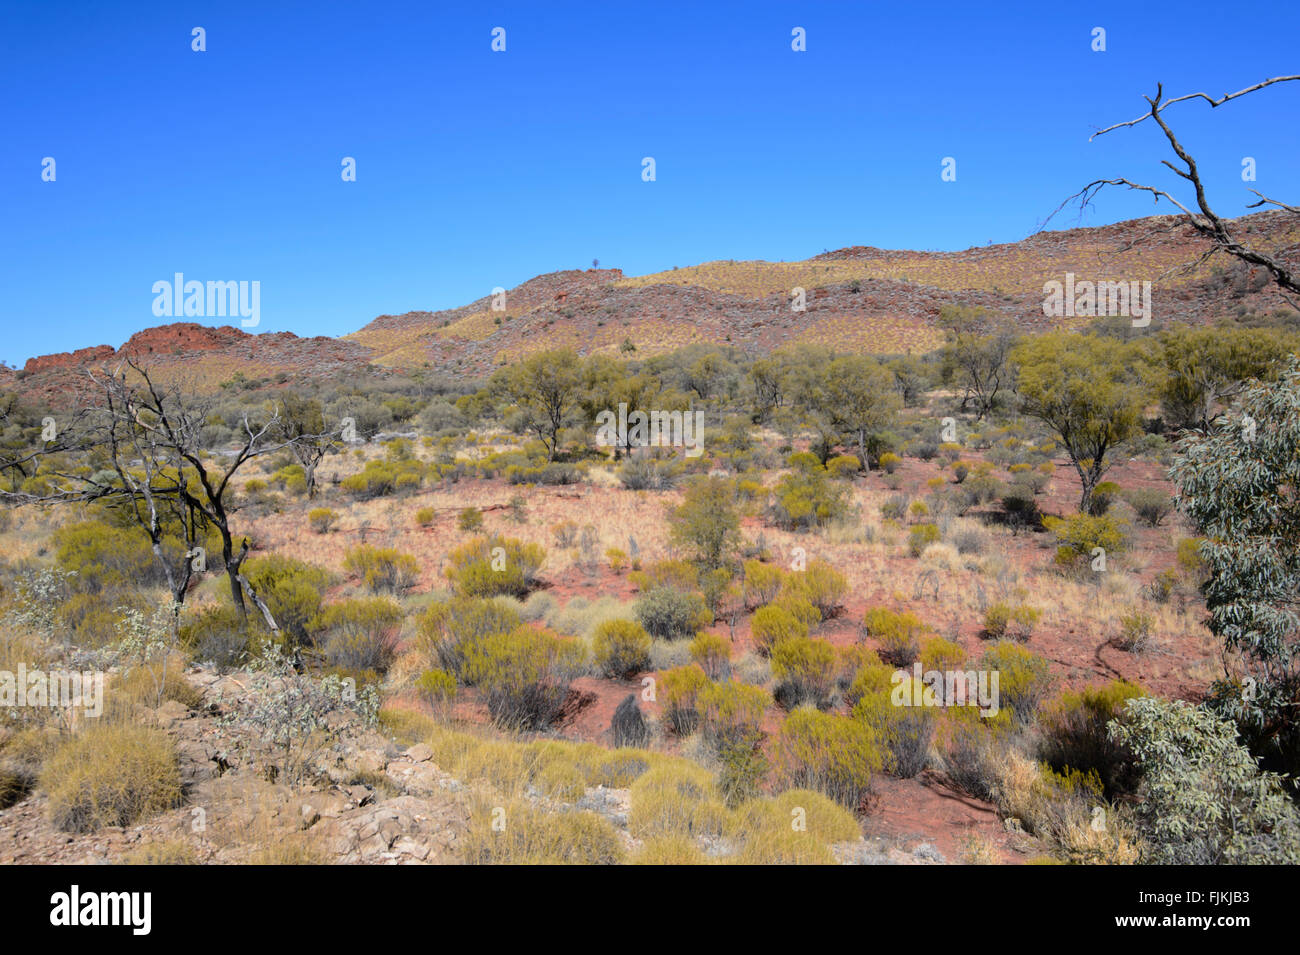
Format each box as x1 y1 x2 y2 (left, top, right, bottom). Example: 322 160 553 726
7 211 1296 397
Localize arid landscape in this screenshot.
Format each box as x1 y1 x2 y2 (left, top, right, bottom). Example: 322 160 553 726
3 207 1299 868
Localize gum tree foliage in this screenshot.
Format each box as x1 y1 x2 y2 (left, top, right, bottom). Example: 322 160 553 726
668 475 741 571
938 304 1017 420
788 351 900 466
1155 325 1295 432
1109 698 1300 864
489 348 583 461
1170 362 1300 777
1013 332 1149 512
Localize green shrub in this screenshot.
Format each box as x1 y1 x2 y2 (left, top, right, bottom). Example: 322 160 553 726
878 452 902 474
1039 679 1146 796
445 535 545 597
463 626 586 729
343 545 419 594
771 466 849 530
774 708 881 808
635 586 710 642
852 685 936 778
314 597 403 672
591 619 652 679
308 507 337 534
1043 513 1128 573
699 681 769 752
688 631 731 680
414 596 522 681
862 607 926 666
457 507 483 532
1109 698 1300 864
982 601 1041 641
244 554 333 644
416 507 436 528
779 559 846 619
415 668 457 709
980 641 1052 725
741 559 785 610
750 604 808 657
1120 487 1172 526
660 665 710 735
908 523 941 557
770 637 838 709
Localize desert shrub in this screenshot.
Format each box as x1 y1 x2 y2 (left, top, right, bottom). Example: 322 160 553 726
845 658 897 707
635 586 710 642
463 796 625 864
1000 486 1040 530
315 597 403 672
951 461 971 483
618 457 681 491
980 641 1052 725
308 508 337 534
415 668 457 710
41 724 181 833
631 835 711 865
941 717 999 800
770 637 838 709
741 559 785 610
669 475 741 570
519 591 557 623
862 607 926 666
774 708 882 808
1043 512 1128 574
853 685 935 778
907 523 941 557
950 524 987 555
770 466 849 530
1120 487 1172 527
982 601 1040 641
879 495 909 521
729 789 860 864
919 635 967 672
591 619 652 679
463 626 585 729
180 604 253 671
445 536 545 597
414 596 522 681
1109 698 1300 864
52 520 165 594
628 762 728 839
660 665 710 735
826 455 861 478
688 631 732 680
605 547 628 573
1086 481 1122 517
1039 679 1146 796
243 554 333 644
549 595 635 639
1114 609 1153 652
415 506 436 528
456 507 483 532
698 681 769 752
628 558 699 593
343 545 419 595
750 603 809 656
779 559 846 619
341 456 425 499
879 452 902 474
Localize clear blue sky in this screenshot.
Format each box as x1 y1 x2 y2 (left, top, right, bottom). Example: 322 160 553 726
2 0 1296 366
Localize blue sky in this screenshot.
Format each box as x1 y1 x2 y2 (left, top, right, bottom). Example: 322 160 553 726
2 0 1296 366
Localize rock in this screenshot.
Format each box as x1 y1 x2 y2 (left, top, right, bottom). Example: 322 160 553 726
403 743 433 763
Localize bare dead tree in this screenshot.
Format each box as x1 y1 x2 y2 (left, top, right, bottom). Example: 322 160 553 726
1047 76 1300 306
17 360 334 636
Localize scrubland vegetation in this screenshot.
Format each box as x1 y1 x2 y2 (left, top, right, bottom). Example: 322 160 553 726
1 308 1299 865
